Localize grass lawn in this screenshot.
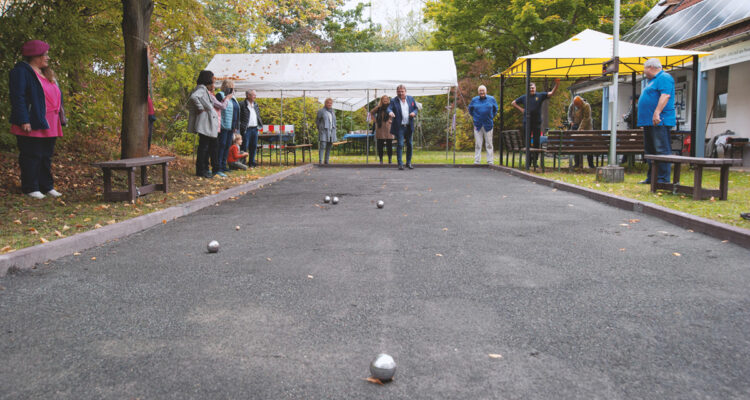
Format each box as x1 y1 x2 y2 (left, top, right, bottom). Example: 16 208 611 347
0 151 289 254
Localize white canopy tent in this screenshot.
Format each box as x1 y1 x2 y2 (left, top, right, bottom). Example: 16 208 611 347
206 51 458 110
205 51 459 163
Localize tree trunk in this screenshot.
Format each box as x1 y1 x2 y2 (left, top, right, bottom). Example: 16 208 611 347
120 0 153 159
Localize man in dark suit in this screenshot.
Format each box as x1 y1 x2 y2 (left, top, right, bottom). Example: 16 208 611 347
388 84 419 170
239 90 264 167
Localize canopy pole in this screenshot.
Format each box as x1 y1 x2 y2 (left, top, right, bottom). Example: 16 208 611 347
631 72 637 130
524 59 531 170
445 90 451 160
366 89 369 165
452 85 458 165
303 91 308 146
608 0 620 165
690 54 698 157
279 90 284 165
499 74 505 166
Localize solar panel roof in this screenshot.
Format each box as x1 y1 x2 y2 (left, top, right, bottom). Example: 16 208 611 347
622 0 750 47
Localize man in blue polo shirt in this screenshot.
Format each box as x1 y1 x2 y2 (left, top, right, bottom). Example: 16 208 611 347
468 85 498 165
637 58 675 184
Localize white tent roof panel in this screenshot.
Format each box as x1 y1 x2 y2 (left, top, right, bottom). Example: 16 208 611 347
206 51 457 103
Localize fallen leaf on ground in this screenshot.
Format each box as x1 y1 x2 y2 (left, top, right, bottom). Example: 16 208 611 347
83 217 91 222
436 253 443 257
106 220 116 225
235 226 241 230
442 228 448 231
628 219 640 223
62 225 70 231
1 246 13 253
619 224 629 227
672 252 681 257
94 224 103 229
162 219 167 224
91 257 96 260
29 227 38 234
307 275 314 279
13 219 22 225
488 354 503 359
721 240 728 243
39 237 49 243
54 230 64 238
73 252 81 256
620 248 626 251
266 258 272 261
364 377 384 385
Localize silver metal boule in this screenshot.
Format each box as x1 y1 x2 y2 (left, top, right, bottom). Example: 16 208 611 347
324 196 331 203
377 200 384 209
207 240 220 253
370 353 396 381
332 196 339 204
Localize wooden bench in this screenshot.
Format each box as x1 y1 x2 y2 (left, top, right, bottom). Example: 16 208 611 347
644 155 743 200
500 130 524 168
92 156 175 202
284 143 313 165
540 130 643 172
332 140 350 156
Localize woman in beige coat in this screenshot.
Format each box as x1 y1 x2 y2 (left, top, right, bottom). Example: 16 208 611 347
370 95 395 164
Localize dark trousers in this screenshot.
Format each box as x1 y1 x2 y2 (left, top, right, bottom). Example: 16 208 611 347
147 115 155 151
17 135 56 194
377 139 393 163
644 125 672 182
396 125 413 166
242 127 259 166
524 123 542 164
217 128 233 171
196 134 219 176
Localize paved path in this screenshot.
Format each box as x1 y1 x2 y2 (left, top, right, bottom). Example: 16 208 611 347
1 167 749 399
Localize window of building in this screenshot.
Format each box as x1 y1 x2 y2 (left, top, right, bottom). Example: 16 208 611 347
713 66 729 119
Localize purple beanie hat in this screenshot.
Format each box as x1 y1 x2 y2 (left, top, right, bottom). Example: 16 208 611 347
21 40 50 57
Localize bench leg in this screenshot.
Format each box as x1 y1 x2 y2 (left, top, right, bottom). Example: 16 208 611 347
673 161 681 185
128 167 137 203
162 163 170 193
720 165 730 200
692 165 703 200
102 168 112 200
650 161 658 193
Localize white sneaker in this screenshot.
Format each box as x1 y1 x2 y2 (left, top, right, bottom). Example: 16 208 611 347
45 189 62 198
27 191 45 199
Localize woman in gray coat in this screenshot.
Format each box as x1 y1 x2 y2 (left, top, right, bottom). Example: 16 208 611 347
315 98 337 164
188 70 230 178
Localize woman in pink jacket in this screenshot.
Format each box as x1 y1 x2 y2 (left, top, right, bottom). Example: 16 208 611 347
9 40 64 199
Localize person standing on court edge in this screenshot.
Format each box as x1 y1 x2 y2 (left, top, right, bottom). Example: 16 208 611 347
316 98 337 164
511 78 559 167
468 85 498 165
388 84 418 170
239 89 263 167
9 40 65 199
188 70 225 178
637 58 675 184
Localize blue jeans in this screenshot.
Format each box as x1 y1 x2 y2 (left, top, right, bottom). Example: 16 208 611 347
242 127 258 166
396 124 413 166
643 125 672 182
217 128 233 171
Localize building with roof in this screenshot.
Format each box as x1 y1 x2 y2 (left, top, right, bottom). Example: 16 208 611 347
623 0 750 161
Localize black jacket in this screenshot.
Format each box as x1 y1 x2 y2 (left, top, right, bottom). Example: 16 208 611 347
239 99 263 131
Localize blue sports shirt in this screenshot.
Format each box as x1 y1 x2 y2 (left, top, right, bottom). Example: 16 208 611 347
468 95 498 130
637 70 676 127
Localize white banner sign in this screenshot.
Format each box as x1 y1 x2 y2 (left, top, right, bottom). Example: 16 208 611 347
700 40 750 71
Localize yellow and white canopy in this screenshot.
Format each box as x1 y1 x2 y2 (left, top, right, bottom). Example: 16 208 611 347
496 29 709 78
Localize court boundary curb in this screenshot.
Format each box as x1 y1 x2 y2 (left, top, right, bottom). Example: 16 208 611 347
488 164 750 249
0 164 313 277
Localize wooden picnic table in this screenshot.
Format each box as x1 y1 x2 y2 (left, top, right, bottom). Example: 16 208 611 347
644 155 743 200
92 156 175 202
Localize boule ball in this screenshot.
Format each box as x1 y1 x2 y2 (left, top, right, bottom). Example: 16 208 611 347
332 196 339 204
369 353 396 381
324 195 331 203
207 240 220 253
376 200 384 209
